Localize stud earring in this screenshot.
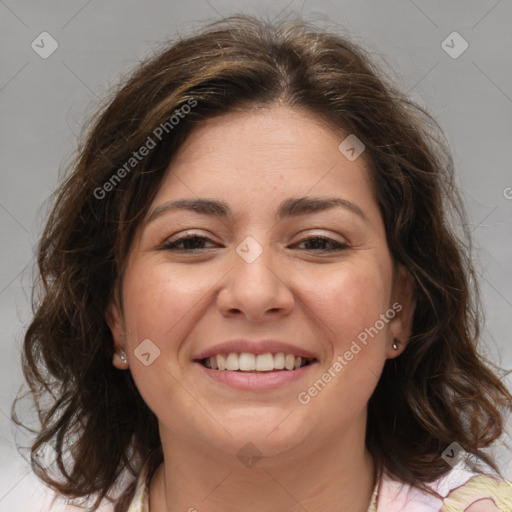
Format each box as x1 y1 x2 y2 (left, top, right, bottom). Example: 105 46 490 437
118 348 127 364
392 338 399 350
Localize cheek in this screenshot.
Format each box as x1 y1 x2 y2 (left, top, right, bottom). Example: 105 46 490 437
122 261 209 342
295 267 391 429
302 262 390 345
119 263 204 418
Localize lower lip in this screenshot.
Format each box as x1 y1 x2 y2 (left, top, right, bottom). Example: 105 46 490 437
195 361 317 390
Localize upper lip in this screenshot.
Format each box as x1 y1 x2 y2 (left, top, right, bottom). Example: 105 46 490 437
193 339 317 360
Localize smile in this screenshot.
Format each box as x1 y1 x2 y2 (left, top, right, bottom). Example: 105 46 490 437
201 352 316 372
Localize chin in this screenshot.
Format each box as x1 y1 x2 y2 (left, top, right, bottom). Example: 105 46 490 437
208 414 312 460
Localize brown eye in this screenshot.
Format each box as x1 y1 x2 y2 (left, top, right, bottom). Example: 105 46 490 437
161 235 219 252
293 236 348 252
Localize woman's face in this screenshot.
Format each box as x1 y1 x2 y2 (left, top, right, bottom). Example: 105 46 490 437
108 105 415 460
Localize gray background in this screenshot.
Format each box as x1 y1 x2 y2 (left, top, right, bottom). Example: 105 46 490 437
1 1 511 510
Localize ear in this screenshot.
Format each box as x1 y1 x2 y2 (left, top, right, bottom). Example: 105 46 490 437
386 264 416 358
106 300 127 369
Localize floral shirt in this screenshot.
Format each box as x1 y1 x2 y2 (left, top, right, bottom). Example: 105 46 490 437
125 460 512 512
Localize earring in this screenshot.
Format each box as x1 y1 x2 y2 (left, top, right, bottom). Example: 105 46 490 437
392 338 399 350
118 348 127 364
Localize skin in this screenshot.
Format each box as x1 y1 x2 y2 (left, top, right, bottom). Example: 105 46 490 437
466 500 502 511
107 105 416 512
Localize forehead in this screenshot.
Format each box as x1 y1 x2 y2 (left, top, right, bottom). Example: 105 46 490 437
172 106 348 165
152 105 376 209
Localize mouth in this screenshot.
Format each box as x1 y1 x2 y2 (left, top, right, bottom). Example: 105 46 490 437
198 352 317 372
193 340 319 389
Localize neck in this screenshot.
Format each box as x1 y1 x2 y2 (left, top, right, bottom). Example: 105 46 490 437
149 420 376 512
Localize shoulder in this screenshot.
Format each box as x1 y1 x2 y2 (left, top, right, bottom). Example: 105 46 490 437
377 463 512 512
439 471 512 512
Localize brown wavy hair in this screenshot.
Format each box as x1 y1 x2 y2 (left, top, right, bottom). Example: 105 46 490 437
12 13 512 511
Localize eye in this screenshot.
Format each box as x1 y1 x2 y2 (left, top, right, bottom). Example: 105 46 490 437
159 233 347 253
293 235 348 252
160 234 219 252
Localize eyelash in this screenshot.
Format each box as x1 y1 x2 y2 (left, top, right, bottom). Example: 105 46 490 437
160 234 348 253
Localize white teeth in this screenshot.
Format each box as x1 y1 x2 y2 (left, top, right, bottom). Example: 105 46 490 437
274 352 285 369
226 353 239 371
216 354 226 370
256 353 275 371
239 352 256 371
285 354 295 370
205 352 312 372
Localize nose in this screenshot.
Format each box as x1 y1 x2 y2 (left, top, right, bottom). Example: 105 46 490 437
216 240 295 322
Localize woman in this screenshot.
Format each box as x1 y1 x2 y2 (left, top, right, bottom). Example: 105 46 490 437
13 14 512 512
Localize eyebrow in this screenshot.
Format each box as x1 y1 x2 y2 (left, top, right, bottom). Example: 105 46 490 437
147 196 368 224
